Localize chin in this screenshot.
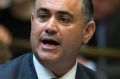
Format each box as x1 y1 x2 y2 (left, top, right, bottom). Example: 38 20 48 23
36 52 60 63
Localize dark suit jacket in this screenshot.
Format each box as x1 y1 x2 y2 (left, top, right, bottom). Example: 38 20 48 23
0 53 99 79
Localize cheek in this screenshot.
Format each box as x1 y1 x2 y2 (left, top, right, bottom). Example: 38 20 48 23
62 27 83 51
31 19 48 39
66 32 82 46
31 19 44 34
31 20 45 49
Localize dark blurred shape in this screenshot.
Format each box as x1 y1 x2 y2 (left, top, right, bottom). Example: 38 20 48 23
89 0 120 48
0 24 12 63
0 0 33 58
0 0 33 39
87 0 120 79
0 41 12 64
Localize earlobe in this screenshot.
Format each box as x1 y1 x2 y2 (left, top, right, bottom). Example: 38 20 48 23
82 21 96 44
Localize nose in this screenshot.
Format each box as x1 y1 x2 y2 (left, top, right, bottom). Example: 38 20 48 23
44 17 58 35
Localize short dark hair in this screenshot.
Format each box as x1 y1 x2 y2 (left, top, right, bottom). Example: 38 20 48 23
33 0 94 23
82 0 94 23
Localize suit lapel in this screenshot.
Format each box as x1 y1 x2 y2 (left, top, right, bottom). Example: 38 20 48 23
75 64 90 79
17 53 38 79
13 54 93 79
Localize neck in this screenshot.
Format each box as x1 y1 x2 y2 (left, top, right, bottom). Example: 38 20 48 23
42 59 76 78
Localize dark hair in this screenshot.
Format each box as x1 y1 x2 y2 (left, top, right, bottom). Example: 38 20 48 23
33 0 94 23
82 0 94 23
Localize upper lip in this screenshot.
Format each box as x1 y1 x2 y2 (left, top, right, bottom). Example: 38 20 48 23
40 37 61 45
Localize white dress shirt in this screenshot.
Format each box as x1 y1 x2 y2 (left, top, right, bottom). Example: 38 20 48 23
33 55 77 79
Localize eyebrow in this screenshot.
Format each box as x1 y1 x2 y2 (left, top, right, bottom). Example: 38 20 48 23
36 8 50 14
57 11 74 18
36 8 74 18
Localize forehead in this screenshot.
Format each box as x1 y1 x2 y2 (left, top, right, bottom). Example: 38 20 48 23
35 0 82 13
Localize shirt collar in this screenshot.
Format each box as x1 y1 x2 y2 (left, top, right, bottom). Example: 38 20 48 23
33 55 77 79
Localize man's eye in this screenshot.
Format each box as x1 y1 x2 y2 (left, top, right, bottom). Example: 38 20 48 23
58 16 73 25
37 13 49 22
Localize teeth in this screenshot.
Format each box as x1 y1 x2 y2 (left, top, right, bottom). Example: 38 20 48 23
41 38 59 45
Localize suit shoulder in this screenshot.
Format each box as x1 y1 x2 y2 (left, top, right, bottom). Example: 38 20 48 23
77 63 99 79
0 53 32 78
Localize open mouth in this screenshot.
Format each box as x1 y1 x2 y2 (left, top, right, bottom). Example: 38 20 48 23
41 38 60 46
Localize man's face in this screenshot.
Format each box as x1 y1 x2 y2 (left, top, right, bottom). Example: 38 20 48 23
31 0 95 63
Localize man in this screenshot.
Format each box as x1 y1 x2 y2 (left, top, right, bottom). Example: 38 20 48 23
0 0 98 79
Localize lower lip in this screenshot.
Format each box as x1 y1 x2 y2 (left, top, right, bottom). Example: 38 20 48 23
40 43 59 50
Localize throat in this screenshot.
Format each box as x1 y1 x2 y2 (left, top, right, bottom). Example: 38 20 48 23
43 60 77 78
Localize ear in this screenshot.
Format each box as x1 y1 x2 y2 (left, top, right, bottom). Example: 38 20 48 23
82 21 96 44
31 14 36 27
31 14 34 22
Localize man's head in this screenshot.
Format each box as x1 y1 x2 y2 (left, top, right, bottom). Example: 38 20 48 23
33 0 94 23
82 0 94 23
31 0 95 66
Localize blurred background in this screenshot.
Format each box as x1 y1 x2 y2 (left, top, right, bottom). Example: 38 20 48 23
0 0 120 79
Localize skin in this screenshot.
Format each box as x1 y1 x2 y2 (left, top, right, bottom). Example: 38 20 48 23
0 25 12 45
31 0 95 77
